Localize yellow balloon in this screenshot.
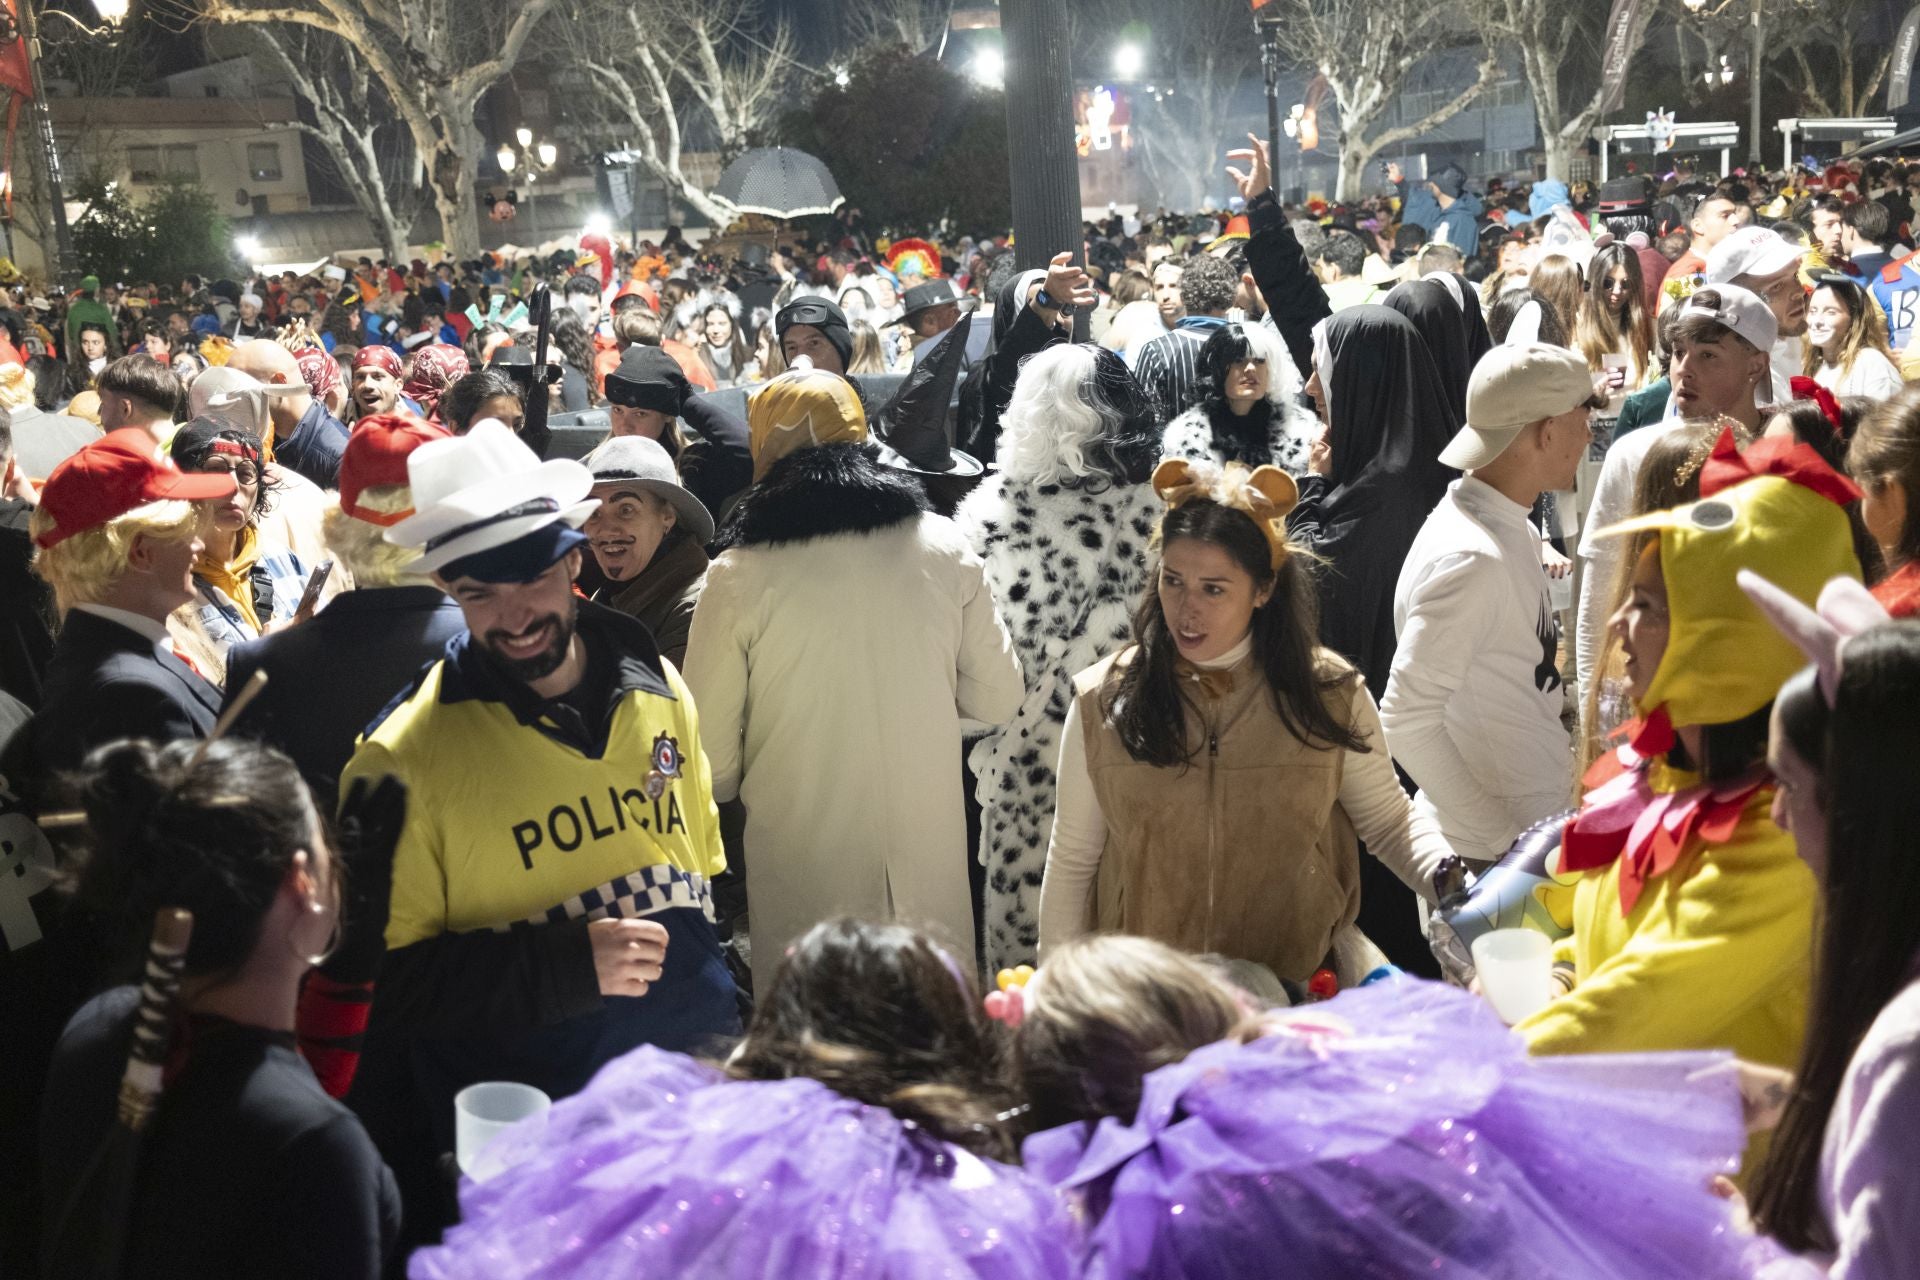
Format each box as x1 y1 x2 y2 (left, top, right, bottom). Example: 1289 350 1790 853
1012 965 1035 986
996 968 1017 992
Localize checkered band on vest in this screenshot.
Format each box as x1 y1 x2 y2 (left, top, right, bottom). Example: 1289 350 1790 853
492 863 716 933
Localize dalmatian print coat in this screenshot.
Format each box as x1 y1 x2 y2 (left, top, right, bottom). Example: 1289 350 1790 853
955 473 1161 971
1159 401 1320 479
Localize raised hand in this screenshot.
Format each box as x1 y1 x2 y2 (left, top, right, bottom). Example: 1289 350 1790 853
1225 133 1273 202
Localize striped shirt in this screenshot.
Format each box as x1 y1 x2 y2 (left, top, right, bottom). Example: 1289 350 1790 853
1133 317 1230 422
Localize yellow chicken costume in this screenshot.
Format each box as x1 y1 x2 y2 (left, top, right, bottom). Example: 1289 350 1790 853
1520 430 1861 1082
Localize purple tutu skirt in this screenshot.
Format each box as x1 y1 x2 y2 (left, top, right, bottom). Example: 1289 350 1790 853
409 1046 1073 1279
1024 978 1778 1279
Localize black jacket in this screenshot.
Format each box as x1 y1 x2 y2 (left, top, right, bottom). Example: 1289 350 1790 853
677 393 755 525
0 498 54 709
1285 305 1458 703
222 586 467 813
1244 190 1331 383
956 270 1062 463
27 609 222 790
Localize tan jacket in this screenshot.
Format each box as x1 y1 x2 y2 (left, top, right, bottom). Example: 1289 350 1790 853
1072 648 1364 982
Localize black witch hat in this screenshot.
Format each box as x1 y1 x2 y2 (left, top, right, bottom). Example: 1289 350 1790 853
871 315 983 477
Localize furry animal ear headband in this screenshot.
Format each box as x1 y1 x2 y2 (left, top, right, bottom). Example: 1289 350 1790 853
1736 569 1889 705
1152 457 1299 571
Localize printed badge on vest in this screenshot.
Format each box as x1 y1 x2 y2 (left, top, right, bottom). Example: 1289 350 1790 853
645 731 683 800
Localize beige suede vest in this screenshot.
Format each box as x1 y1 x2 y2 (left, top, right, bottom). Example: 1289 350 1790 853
1073 647 1363 983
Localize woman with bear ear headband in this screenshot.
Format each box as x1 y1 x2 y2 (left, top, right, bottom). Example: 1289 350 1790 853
1037 458 1454 997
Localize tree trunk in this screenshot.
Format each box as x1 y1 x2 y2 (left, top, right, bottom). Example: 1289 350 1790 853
427 128 481 261
373 205 411 264
1336 141 1375 203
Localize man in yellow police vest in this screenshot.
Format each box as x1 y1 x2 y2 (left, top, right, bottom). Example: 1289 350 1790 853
340 418 737 1236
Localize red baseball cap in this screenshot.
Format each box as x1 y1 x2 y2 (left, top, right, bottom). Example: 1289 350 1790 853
339 414 450 525
34 428 235 548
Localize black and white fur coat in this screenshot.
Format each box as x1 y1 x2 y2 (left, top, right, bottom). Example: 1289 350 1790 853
1159 340 1319 478
954 472 1160 970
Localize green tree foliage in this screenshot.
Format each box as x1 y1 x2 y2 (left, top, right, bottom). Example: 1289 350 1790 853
71 181 240 285
775 44 1012 234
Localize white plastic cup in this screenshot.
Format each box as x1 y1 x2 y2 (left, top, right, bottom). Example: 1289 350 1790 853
1472 928 1553 1026
454 1081 551 1182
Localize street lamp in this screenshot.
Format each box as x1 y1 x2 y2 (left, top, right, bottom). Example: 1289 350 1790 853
970 48 1004 89
1113 43 1143 80
1680 0 1763 166
1281 103 1308 203
498 128 559 238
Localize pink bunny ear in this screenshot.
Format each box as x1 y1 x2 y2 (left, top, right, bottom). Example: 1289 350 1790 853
1738 569 1844 703
1816 576 1890 639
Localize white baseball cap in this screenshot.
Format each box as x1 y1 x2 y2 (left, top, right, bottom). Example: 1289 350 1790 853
1440 344 1599 471
1703 225 1803 285
1676 282 1778 352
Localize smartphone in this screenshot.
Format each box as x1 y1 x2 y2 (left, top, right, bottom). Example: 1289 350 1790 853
294 559 334 620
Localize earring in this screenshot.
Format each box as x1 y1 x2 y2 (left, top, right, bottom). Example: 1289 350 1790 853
287 898 341 968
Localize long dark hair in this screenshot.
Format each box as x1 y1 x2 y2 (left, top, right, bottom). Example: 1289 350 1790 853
546 303 596 379
1753 630 1920 1250
1195 323 1280 466
64 738 322 980
728 918 1017 1160
1101 498 1368 768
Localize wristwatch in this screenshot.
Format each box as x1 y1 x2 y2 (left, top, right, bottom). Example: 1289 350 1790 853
1035 287 1077 318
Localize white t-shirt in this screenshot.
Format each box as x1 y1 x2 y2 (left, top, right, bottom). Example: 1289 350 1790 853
1382 477 1574 864
1812 348 1904 402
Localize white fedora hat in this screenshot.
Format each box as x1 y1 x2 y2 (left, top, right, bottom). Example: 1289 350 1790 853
387 419 597 575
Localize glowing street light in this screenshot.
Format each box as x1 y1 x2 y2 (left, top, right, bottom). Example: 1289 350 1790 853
1114 43 1144 79
496 145 517 173
971 48 1004 88
537 142 558 167
235 234 260 264
91 0 130 25
515 127 533 148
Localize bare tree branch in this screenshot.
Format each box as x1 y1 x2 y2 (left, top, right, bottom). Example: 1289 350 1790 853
1266 0 1503 199
240 26 427 259
542 0 796 226
1483 0 1656 182
172 0 560 258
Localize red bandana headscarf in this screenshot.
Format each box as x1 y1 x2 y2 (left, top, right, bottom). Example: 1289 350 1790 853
401 343 470 419
294 347 341 404
352 346 403 378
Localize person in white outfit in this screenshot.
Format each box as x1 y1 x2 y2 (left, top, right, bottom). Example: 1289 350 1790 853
684 369 1023 992
1382 343 1599 866
1803 276 1903 401
1574 286 1777 726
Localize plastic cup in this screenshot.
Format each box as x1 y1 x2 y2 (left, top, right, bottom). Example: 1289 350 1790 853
454 1081 551 1182
1472 928 1553 1026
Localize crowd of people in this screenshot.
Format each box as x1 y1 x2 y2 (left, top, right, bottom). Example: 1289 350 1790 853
2 132 1920 1278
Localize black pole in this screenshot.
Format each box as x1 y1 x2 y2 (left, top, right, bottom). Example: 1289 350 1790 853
1001 0 1087 339
1260 17 1282 182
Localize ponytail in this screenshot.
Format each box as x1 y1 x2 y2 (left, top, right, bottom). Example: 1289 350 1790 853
63 737 319 980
